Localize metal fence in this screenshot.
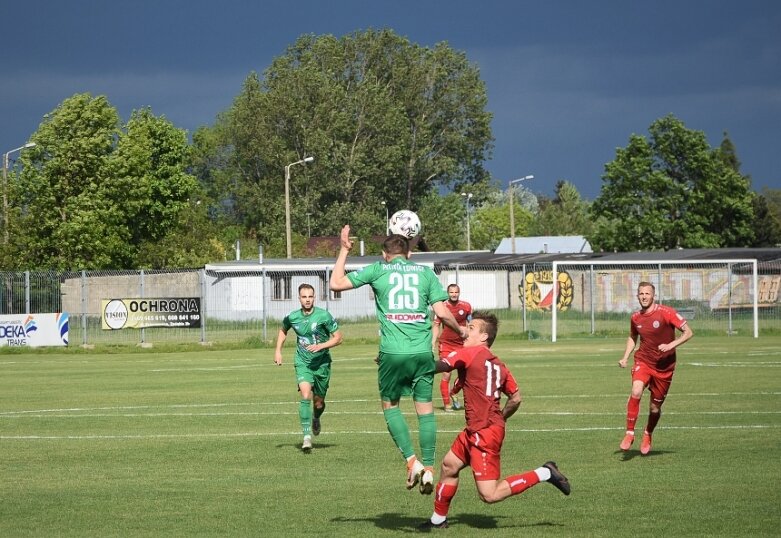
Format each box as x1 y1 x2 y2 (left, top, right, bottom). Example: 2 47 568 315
0 259 778 348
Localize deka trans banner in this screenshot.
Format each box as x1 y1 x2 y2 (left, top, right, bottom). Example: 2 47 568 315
0 313 69 347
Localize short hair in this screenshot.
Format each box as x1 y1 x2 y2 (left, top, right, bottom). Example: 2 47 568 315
447 284 460 292
472 310 499 346
383 234 410 256
298 283 315 295
637 281 655 293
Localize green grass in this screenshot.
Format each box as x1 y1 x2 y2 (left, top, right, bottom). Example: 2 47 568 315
1 336 780 537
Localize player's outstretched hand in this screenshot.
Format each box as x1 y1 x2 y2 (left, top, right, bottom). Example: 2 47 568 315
340 225 354 250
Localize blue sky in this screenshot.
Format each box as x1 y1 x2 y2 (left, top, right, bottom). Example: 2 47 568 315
2 0 779 200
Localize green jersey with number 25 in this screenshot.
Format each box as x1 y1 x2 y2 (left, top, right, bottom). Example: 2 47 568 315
346 257 448 355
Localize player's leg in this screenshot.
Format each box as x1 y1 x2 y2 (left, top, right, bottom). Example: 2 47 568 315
295 364 315 451
412 354 437 493
642 371 673 454
311 363 330 436
621 367 649 450
420 437 468 530
377 353 419 486
440 370 451 410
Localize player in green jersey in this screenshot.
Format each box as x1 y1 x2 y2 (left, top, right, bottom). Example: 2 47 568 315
330 225 466 494
274 283 343 453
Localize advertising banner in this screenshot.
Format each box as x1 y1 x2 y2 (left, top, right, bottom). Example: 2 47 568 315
0 313 69 347
101 298 202 330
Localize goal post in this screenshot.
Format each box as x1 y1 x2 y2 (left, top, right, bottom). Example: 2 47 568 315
551 259 759 342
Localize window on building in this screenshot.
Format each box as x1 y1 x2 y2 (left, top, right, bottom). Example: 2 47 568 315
272 275 292 300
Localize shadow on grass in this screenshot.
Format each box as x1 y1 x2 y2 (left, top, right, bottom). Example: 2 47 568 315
275 441 338 453
616 449 674 461
332 512 566 533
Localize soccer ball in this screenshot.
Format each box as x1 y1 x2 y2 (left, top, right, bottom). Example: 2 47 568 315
388 210 422 238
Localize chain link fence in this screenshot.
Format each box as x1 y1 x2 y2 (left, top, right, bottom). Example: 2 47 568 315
1 258 778 347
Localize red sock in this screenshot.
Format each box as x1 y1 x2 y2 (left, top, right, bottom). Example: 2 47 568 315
433 482 458 517
626 396 641 432
440 379 450 407
505 470 540 496
646 410 661 434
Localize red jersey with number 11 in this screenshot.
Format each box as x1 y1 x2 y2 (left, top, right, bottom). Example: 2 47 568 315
442 345 518 432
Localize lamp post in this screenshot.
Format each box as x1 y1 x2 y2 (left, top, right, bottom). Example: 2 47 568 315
284 156 314 259
381 200 389 235
3 142 36 245
508 175 534 254
461 192 473 251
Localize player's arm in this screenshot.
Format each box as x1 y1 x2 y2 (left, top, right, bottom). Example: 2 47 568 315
306 329 343 352
274 328 288 365
502 389 522 421
431 317 441 353
432 301 468 339
329 225 356 292
618 334 638 368
434 358 453 374
659 322 694 353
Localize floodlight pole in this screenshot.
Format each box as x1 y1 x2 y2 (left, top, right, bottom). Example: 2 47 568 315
284 156 314 259
3 142 36 245
461 192 473 251
508 175 534 254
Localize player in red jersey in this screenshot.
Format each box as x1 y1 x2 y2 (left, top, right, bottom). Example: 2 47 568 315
618 281 694 455
432 284 472 411
420 311 570 530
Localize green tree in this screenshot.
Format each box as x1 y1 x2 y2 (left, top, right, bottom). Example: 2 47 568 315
204 29 493 256
13 94 212 270
530 180 592 237
106 108 202 265
590 115 754 251
751 192 781 247
15 94 126 269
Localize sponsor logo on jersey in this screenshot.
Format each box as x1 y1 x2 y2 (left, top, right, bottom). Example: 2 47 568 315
385 313 427 323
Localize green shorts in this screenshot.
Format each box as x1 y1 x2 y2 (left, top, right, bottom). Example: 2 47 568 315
377 351 435 403
294 360 331 397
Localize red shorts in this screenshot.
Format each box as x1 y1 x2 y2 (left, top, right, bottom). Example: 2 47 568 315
632 361 675 405
449 423 505 481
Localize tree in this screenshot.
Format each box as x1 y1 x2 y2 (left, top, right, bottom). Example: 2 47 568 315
15 94 126 269
590 115 755 251
106 108 202 264
13 94 210 270
204 29 493 256
751 191 781 247
530 180 592 237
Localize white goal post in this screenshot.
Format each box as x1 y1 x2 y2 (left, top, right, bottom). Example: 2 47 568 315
551 259 759 341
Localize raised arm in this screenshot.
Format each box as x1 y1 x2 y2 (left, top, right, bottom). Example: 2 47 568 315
329 225 356 292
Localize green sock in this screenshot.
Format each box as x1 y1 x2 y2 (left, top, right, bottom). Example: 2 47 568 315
383 407 414 460
314 402 325 419
418 412 437 467
299 399 312 436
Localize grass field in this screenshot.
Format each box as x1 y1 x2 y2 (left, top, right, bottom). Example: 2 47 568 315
1 336 779 537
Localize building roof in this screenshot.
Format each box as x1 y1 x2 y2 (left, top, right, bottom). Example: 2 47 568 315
206 247 781 273
494 236 592 255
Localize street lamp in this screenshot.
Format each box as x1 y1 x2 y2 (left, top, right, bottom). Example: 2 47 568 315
284 156 314 259
381 200 389 235
3 142 36 245
508 175 534 254
461 192 473 251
